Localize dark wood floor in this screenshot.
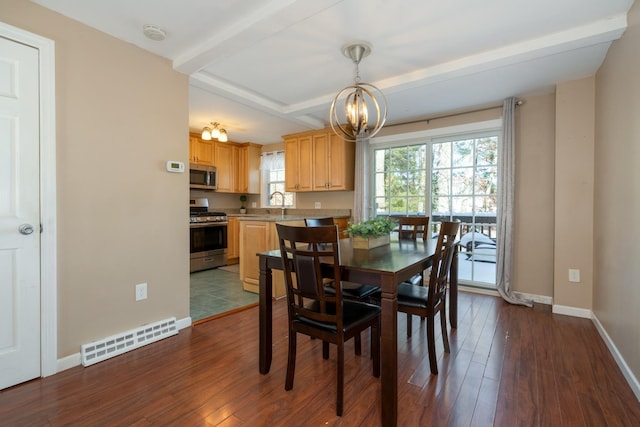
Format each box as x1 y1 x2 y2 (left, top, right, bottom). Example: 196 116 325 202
2 291 639 426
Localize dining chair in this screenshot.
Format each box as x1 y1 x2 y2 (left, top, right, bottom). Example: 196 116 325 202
389 215 431 335
396 220 460 374
305 217 380 356
275 224 381 416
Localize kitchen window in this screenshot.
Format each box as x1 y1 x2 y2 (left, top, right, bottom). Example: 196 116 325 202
371 123 500 287
261 150 295 208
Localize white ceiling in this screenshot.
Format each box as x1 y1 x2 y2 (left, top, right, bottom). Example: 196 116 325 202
32 0 635 144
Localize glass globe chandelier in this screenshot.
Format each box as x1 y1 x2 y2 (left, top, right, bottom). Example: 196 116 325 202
329 42 387 141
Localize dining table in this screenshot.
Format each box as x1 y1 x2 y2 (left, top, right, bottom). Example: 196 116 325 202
257 236 459 427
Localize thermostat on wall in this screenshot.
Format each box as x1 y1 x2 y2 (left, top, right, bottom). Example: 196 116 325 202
166 160 184 173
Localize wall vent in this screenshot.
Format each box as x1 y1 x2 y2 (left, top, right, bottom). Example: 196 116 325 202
81 317 178 366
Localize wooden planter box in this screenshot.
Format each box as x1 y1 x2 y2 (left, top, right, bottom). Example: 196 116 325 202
351 234 390 249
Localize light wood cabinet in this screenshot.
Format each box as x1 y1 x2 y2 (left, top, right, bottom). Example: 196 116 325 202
239 220 285 297
189 134 214 166
312 132 355 191
227 216 240 263
284 129 354 192
193 139 261 194
284 135 313 192
214 141 237 192
237 143 261 194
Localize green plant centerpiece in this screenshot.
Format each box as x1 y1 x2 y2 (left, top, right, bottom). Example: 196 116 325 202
345 216 397 249
239 195 247 214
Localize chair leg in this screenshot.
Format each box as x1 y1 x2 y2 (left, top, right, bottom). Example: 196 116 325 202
354 333 362 356
372 320 380 378
440 309 450 353
406 313 412 337
322 341 329 359
336 342 344 416
426 315 438 375
285 332 297 390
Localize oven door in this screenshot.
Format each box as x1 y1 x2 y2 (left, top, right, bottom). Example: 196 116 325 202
190 222 228 272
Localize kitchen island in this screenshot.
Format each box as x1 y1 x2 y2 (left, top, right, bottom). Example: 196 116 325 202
237 212 350 297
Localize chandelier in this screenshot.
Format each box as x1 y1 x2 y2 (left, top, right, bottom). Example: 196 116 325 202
201 122 228 142
329 42 387 141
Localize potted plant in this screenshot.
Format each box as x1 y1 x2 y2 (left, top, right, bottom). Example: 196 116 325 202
345 216 397 249
239 195 247 214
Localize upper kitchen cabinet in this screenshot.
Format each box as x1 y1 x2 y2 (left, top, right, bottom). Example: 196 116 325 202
312 132 355 191
284 129 354 192
237 143 261 194
194 138 261 194
214 141 237 193
189 134 214 166
284 135 313 192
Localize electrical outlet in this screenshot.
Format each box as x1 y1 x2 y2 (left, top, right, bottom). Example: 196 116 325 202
315 202 321 209
135 283 147 301
251 202 257 208
568 269 580 283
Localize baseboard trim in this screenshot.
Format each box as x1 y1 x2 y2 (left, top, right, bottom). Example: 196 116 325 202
592 314 640 401
552 304 592 318
55 316 192 373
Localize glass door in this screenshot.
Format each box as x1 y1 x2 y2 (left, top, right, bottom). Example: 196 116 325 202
431 133 498 287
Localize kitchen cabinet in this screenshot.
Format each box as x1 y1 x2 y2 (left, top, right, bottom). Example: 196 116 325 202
312 132 355 191
227 216 240 263
189 134 214 166
200 140 261 194
214 141 237 192
237 143 261 194
284 135 313 192
239 220 285 297
284 129 354 192
239 218 306 297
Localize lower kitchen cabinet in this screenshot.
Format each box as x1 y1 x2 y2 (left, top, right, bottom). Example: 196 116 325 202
239 219 304 298
227 216 239 264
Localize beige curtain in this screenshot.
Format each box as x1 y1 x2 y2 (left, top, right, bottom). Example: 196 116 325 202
496 97 532 307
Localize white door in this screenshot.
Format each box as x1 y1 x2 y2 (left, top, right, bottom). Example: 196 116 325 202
0 36 41 389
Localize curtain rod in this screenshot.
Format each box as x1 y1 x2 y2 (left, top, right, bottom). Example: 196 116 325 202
383 99 523 129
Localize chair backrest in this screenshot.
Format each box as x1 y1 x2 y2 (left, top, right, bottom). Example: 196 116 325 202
304 217 334 227
427 220 460 307
276 224 344 330
391 216 430 241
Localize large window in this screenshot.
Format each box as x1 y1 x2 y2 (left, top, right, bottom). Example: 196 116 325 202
372 128 499 287
261 151 295 208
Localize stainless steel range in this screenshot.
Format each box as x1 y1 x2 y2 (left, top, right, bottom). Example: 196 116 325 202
190 198 228 272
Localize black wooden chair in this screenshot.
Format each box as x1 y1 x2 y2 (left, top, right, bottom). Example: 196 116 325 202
304 217 380 355
396 220 460 374
389 215 431 336
276 223 381 416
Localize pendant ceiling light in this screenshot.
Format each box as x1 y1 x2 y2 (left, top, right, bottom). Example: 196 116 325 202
329 42 387 141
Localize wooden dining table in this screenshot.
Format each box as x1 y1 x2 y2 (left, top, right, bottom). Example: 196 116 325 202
257 237 458 427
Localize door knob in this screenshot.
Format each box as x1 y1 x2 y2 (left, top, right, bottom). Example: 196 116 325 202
19 224 34 235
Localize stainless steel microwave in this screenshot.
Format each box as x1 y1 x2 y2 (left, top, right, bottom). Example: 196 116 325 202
189 164 217 190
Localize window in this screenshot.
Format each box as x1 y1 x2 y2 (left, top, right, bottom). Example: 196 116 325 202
261 151 295 208
372 126 499 287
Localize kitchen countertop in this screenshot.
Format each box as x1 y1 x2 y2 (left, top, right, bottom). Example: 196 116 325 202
233 214 349 222
227 208 351 221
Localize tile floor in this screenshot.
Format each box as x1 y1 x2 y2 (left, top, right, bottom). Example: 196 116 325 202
190 265 258 322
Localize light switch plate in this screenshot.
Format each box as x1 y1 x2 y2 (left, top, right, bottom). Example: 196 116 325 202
568 269 580 283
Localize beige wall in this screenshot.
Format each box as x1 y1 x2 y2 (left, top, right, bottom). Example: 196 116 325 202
594 0 640 385
512 93 556 297
554 78 595 309
0 2 190 357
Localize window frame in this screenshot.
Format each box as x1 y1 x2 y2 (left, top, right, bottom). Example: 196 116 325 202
260 151 296 208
